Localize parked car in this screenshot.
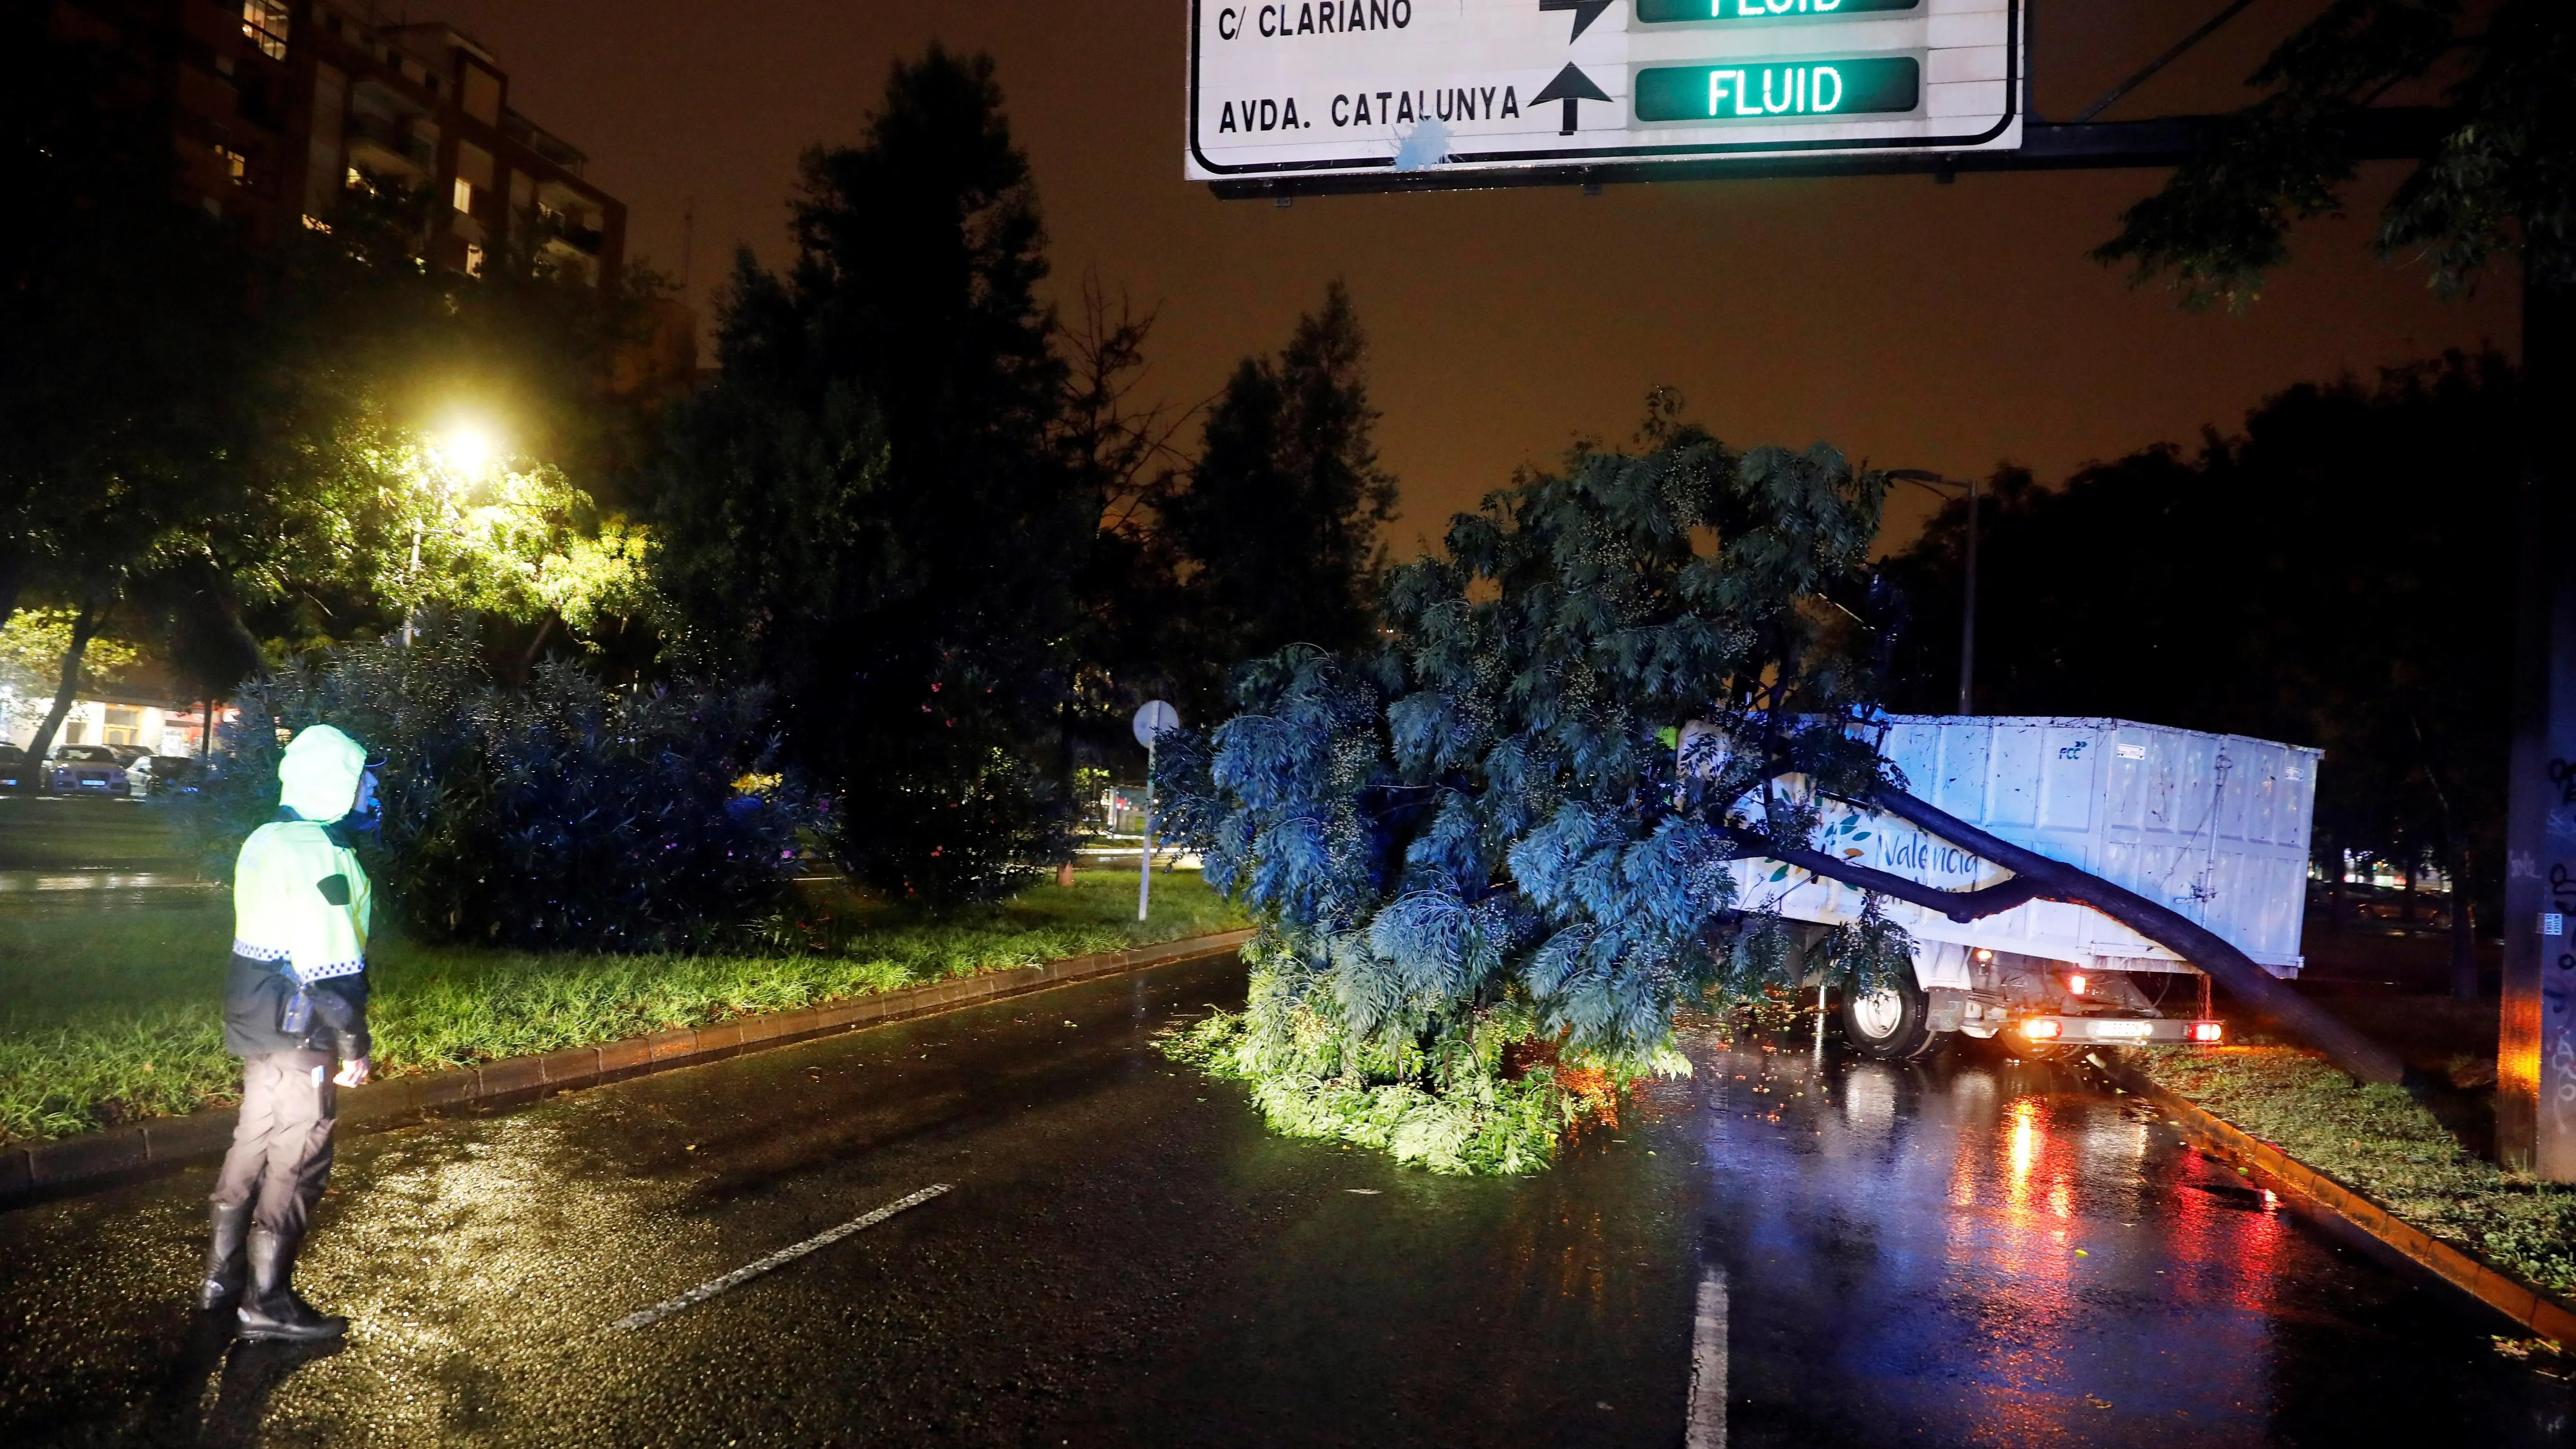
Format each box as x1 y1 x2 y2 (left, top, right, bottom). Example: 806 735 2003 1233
0 744 25 790
102 743 152 767
126 754 202 797
46 744 129 794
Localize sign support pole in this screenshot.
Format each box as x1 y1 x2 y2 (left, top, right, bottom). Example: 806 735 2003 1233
2499 263 2574 1176
1137 740 1156 924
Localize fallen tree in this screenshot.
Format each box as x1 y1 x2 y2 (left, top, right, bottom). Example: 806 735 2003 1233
1162 409 2403 1175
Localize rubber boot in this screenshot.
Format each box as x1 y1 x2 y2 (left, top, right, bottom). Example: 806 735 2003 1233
197 1202 252 1310
234 1224 346 1343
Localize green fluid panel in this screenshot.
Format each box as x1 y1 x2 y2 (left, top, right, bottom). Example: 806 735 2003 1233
1633 56 1920 122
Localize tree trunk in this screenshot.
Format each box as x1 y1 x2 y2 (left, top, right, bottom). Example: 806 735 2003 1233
1053 695 1079 882
1759 783 2412 1085
0 546 23 637
2497 248 2576 1172
518 614 557 678
2327 835 2346 933
2450 846 2480 1001
2401 845 2418 926
22 598 102 785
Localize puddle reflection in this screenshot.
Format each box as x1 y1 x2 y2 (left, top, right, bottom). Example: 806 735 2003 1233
1690 1031 2288 1445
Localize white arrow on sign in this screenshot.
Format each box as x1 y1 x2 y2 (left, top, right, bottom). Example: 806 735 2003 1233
1186 0 2022 183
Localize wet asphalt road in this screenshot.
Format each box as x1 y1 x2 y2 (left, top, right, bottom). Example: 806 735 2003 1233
0 953 2567 1448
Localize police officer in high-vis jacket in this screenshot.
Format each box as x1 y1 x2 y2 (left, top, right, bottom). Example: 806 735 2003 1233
198 724 378 1342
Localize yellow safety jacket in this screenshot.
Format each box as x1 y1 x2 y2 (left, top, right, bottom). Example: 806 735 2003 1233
231 725 373 984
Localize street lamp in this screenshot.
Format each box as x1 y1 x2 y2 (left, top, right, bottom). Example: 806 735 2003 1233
1886 468 1980 716
437 422 496 479
402 419 503 647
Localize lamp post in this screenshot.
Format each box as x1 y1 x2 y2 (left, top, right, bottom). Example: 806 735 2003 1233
1888 469 1981 716
402 520 425 647
403 422 498 647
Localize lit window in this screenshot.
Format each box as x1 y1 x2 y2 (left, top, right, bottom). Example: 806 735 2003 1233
240 0 289 60
464 243 485 276
220 147 249 185
452 177 474 213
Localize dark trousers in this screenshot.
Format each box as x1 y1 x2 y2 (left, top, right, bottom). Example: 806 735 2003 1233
210 1052 337 1238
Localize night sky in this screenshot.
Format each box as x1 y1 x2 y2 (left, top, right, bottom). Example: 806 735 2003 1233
427 0 2518 551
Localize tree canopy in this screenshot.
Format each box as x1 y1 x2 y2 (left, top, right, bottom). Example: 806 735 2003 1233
1884 354 2516 987
1160 280 1399 718
1160 405 1912 1169
2098 0 2573 303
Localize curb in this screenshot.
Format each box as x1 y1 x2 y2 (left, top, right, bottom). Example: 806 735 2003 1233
2095 1055 2576 1346
1 928 1251 1211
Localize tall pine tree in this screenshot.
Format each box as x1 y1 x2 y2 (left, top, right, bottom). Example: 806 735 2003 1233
653 47 1087 904
1162 281 1398 717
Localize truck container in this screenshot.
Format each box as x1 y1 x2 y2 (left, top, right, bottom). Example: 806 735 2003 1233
1722 716 2322 1058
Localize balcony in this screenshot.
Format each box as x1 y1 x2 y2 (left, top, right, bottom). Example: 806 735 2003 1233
503 109 588 176
346 111 433 178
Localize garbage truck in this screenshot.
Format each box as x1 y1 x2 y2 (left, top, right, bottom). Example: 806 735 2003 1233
1722 716 2321 1061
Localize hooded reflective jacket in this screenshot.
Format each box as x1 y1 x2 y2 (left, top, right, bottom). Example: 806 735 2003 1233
225 725 373 1060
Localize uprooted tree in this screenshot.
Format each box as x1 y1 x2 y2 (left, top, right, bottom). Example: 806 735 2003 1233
1159 405 2400 1175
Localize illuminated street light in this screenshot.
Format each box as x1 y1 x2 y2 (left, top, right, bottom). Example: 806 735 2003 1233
404 417 503 645
437 422 497 479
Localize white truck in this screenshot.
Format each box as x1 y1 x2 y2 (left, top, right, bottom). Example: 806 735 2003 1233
1724 716 2322 1061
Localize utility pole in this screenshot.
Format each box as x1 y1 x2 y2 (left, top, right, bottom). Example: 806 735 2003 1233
2498 261 2574 1175
1959 472 1980 715
1889 469 1981 715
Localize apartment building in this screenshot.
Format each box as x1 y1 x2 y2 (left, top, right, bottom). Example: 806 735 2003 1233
48 0 626 285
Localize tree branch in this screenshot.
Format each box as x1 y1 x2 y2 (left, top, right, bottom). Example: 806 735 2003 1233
1847 783 2407 1085
1720 825 2046 922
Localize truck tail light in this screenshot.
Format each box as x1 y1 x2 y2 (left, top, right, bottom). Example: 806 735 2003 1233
2067 973 2088 995
2189 1021 2224 1043
2021 1019 2062 1041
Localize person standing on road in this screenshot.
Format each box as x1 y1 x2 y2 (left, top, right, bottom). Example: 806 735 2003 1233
197 724 380 1343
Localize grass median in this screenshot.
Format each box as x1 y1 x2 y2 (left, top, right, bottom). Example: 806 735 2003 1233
2132 1044 2576 1299
0 869 1243 1146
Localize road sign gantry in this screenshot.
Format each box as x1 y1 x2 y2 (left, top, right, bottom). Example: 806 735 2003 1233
1189 0 2025 188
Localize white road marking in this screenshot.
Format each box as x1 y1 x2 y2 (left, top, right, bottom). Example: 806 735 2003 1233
612 1184 952 1331
1685 1266 1729 1449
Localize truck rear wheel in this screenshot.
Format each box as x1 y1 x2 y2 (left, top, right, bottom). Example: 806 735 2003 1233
1842 975 1940 1061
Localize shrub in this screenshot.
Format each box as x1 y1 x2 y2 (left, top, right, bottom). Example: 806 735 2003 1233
178 615 808 951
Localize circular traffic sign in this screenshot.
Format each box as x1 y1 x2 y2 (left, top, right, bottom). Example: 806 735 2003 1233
1132 700 1180 747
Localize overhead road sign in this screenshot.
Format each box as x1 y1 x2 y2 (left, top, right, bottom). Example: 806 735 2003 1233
1186 0 2025 188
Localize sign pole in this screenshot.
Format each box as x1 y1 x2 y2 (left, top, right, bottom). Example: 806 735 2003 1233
1138 739 1155 924
1130 700 1179 925
2498 265 2575 1176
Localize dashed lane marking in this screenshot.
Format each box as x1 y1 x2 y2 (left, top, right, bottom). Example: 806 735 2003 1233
1684 1266 1729 1449
611 1184 953 1331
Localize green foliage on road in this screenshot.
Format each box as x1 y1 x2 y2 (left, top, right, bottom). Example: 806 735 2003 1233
0 870 1242 1145
1159 943 1629 1175
2134 1044 2576 1297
